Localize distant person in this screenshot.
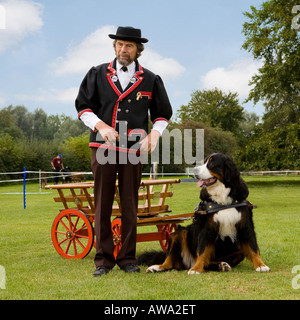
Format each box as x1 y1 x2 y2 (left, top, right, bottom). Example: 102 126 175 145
51 154 64 184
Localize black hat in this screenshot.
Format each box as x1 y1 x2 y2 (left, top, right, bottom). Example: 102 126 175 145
109 26 148 43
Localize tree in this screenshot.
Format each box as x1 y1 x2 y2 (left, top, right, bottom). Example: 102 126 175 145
176 88 245 136
62 133 91 171
236 123 300 171
0 108 24 139
242 0 300 129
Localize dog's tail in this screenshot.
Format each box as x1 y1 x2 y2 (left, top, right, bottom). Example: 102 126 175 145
137 250 166 266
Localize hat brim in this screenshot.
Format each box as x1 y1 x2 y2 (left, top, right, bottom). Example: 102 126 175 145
109 34 148 43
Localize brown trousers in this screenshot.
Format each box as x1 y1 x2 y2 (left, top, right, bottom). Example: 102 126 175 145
91 148 142 268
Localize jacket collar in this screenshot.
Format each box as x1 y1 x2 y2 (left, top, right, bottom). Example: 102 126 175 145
107 58 144 100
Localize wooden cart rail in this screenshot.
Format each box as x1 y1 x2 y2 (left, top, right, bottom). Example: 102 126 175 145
46 179 181 217
45 179 194 259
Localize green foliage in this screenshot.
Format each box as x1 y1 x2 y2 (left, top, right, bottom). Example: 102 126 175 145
176 120 239 156
0 105 89 173
176 88 246 136
62 133 91 171
236 123 300 171
242 0 300 128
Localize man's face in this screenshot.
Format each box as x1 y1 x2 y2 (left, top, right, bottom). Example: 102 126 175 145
115 40 138 66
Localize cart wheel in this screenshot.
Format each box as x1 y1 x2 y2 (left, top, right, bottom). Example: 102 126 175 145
157 223 177 252
111 218 122 258
51 209 94 259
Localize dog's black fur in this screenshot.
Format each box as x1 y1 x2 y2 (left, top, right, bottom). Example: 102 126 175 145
138 153 270 274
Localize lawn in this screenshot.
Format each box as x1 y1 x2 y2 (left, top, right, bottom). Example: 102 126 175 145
0 176 299 300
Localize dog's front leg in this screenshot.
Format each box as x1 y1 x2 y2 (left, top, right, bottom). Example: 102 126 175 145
188 245 214 275
240 243 270 272
146 255 173 273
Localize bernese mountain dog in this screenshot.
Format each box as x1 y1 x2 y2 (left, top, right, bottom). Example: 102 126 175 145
138 153 270 274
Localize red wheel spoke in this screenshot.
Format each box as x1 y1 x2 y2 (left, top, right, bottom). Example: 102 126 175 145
73 215 80 231
57 237 68 246
75 223 87 234
55 230 67 235
75 237 85 250
72 239 77 255
67 214 74 231
65 240 72 254
59 218 70 232
76 234 89 239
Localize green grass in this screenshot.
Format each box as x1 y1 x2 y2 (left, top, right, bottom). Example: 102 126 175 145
0 176 300 300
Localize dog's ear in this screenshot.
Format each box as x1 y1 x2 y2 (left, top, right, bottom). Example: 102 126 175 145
223 156 249 201
223 155 240 187
238 177 249 200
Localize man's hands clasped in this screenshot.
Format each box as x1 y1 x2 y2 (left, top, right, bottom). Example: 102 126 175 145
95 121 160 154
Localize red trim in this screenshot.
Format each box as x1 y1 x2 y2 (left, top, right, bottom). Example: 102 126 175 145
153 118 169 124
111 102 119 129
106 61 122 97
128 129 147 139
137 91 152 99
78 108 93 118
89 142 141 155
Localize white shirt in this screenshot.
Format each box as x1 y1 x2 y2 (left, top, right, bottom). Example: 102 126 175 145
116 60 136 91
80 61 168 135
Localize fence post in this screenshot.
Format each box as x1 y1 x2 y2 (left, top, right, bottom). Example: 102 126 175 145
23 167 26 209
39 170 42 192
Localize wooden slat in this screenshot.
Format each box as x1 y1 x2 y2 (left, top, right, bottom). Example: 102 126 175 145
49 179 181 221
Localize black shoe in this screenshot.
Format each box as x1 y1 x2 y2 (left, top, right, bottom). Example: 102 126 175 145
120 263 140 273
93 266 111 277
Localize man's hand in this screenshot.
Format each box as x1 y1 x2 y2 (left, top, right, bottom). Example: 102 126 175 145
95 121 119 146
139 130 160 154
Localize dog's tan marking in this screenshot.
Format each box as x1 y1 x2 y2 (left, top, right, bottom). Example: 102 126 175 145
188 245 214 274
240 243 270 272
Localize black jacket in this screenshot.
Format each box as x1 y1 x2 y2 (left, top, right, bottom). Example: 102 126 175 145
75 58 172 151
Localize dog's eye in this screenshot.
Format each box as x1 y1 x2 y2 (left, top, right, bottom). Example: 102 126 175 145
209 157 213 162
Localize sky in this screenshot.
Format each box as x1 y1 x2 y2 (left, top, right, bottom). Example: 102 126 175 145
0 0 266 120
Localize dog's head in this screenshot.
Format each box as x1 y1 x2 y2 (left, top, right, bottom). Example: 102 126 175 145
194 153 249 202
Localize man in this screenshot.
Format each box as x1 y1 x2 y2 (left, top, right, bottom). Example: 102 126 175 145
51 154 64 184
75 26 172 276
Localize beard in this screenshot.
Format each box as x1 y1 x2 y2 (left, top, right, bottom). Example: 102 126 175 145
116 53 135 67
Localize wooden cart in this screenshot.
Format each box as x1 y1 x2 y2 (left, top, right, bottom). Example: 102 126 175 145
45 179 194 259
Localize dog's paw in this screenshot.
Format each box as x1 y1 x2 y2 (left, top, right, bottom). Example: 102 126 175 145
146 265 162 273
218 262 232 272
188 269 201 275
255 265 270 272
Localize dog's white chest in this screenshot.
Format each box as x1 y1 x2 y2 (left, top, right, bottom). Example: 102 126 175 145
213 208 241 242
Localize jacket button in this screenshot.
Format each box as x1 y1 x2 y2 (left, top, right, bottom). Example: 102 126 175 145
125 109 129 113
128 99 131 103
